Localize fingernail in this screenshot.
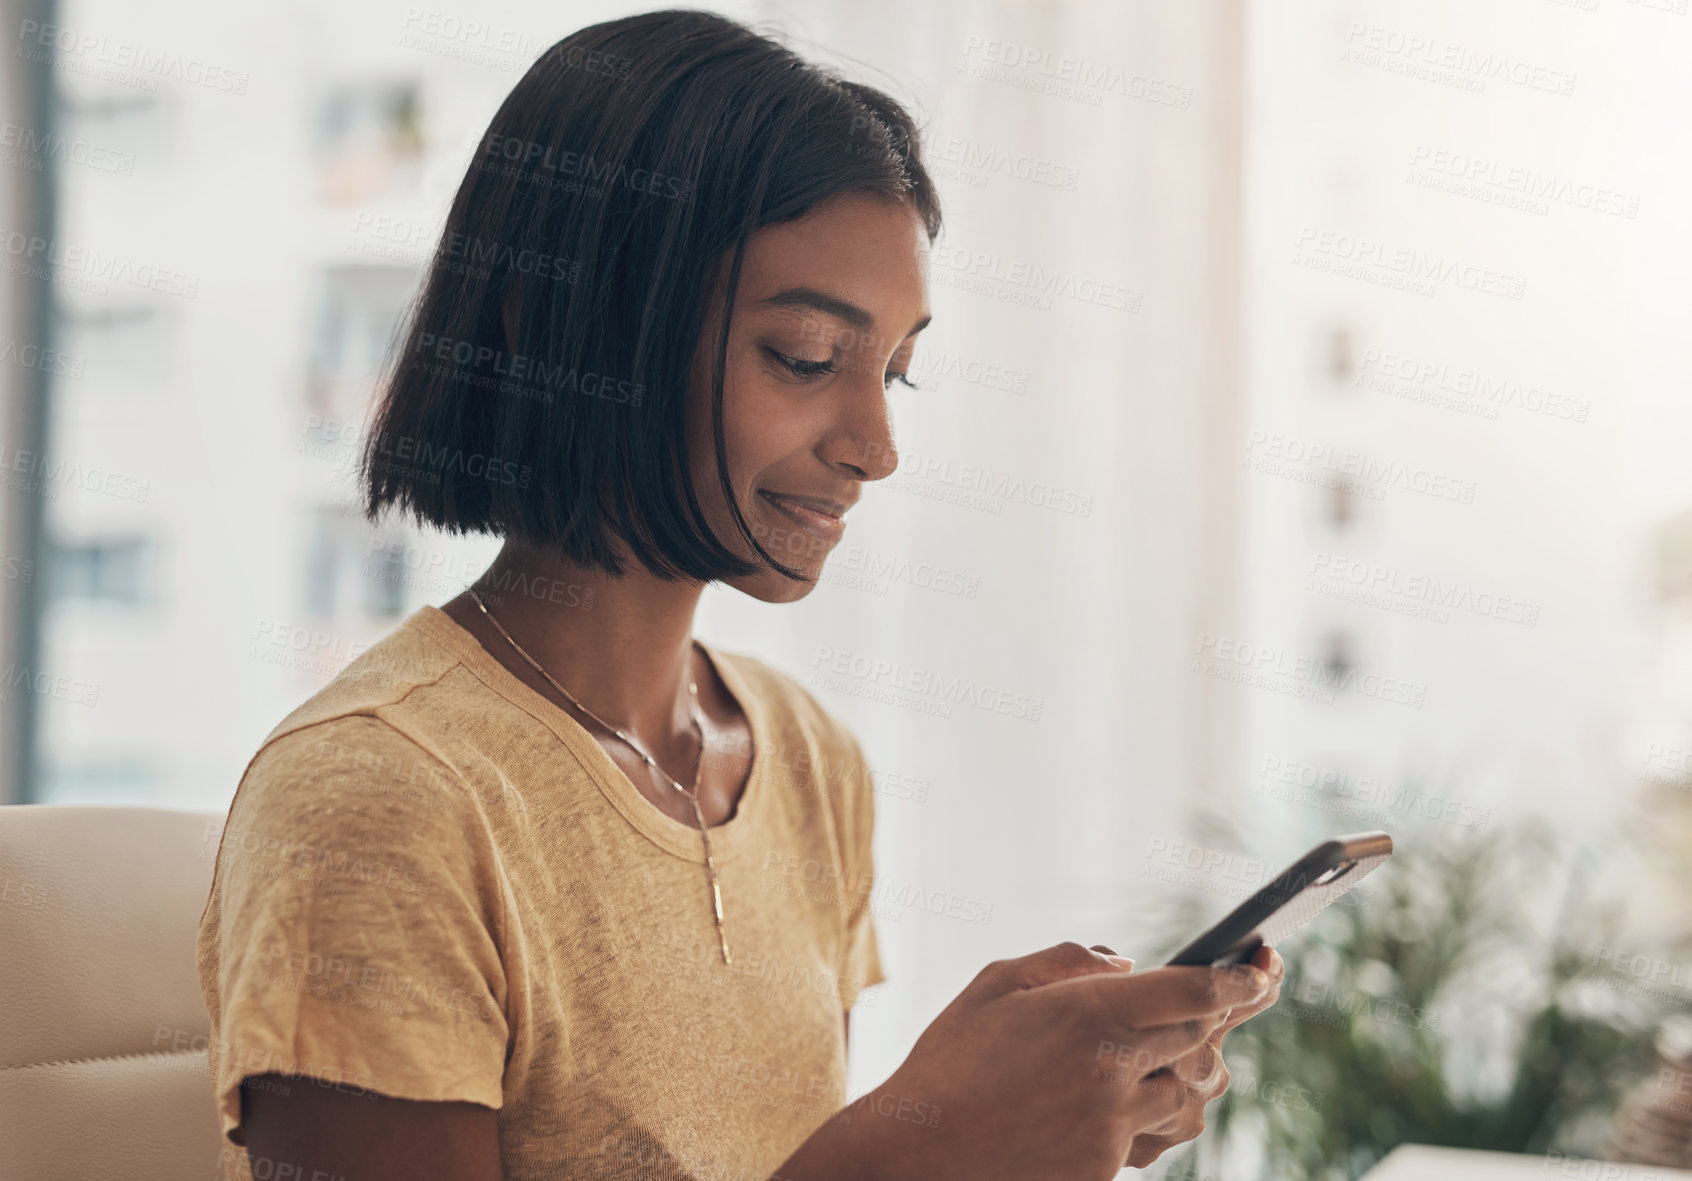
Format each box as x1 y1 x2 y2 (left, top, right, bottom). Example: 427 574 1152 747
1106 955 1135 970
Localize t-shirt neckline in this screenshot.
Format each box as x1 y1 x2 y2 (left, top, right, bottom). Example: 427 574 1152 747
410 603 771 863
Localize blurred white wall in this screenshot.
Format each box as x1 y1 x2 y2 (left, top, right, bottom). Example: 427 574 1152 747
1232 0 1691 855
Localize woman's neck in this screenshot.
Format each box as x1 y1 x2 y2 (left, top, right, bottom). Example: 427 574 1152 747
453 538 706 743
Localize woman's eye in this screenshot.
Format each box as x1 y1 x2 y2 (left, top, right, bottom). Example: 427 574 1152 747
769 349 837 379
767 348 917 389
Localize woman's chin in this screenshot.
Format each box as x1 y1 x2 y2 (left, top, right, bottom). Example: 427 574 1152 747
725 566 825 604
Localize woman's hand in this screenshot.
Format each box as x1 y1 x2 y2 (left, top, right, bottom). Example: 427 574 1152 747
781 941 1275 1181
1119 943 1285 1170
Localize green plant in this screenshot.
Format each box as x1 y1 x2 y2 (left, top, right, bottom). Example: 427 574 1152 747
1142 818 1683 1181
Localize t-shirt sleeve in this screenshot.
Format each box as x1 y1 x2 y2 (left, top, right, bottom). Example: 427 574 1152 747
835 728 886 1010
196 715 509 1145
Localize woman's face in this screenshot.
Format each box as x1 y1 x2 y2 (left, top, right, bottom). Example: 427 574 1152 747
685 189 932 603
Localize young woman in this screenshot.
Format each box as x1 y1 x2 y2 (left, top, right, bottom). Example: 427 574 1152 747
196 10 1283 1180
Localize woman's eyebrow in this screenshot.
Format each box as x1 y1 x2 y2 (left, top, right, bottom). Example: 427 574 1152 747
759 285 932 337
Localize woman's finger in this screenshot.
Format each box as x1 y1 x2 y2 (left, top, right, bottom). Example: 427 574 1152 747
1092 1016 1231 1081
1089 943 1136 970
1213 945 1286 1035
1162 1040 1225 1090
1215 981 1282 1035
1123 1110 1207 1170
1127 1065 1198 1130
1038 961 1271 1032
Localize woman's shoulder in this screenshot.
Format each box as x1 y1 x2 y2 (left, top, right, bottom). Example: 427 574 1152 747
254 607 463 750
225 712 478 865
238 607 490 805
245 711 462 795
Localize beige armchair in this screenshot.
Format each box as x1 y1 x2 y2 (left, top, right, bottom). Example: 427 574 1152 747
0 805 227 1181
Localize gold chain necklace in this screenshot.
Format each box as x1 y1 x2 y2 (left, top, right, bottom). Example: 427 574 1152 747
466 588 732 965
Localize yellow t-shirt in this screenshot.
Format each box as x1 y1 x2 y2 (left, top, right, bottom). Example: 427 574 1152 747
195 604 885 1180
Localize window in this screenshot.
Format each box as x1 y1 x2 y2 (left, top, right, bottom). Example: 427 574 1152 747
306 264 422 426
314 79 425 205
56 304 175 390
50 536 158 607
304 504 406 619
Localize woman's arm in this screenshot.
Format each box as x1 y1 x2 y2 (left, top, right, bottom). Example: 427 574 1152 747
242 943 1276 1181
201 721 512 1161
243 1075 503 1181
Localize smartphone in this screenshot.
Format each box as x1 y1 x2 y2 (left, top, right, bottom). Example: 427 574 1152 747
1164 831 1394 967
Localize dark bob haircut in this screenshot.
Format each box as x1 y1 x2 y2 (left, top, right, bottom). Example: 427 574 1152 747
360 8 943 582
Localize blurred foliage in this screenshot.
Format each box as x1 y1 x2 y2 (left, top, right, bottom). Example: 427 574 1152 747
1141 814 1690 1181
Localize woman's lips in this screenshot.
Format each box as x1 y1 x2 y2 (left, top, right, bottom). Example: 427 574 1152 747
759 490 847 543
